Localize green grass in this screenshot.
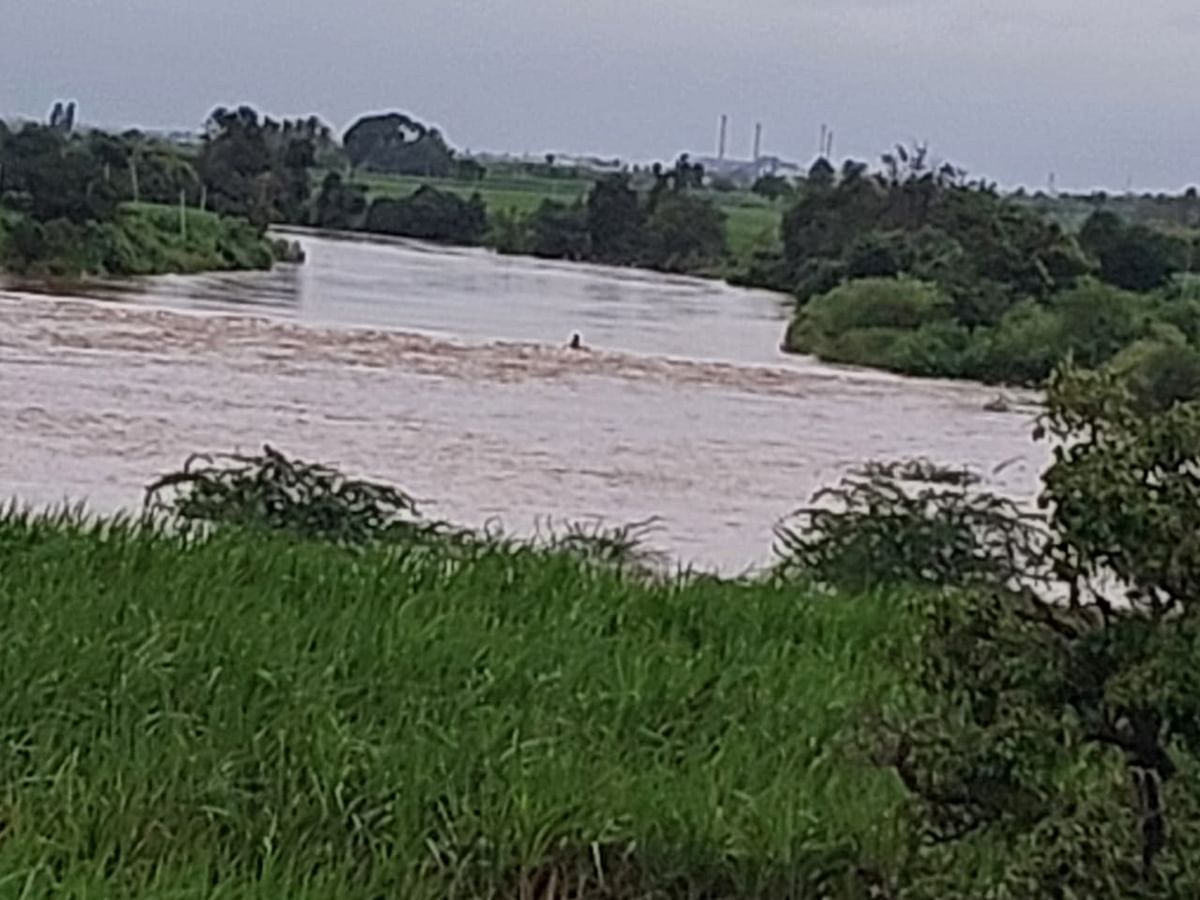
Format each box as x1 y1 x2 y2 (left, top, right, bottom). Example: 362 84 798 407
0 510 918 898
0 203 280 278
355 171 587 215
722 203 782 260
109 202 278 274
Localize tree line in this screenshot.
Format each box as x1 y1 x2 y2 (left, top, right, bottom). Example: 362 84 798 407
746 145 1200 406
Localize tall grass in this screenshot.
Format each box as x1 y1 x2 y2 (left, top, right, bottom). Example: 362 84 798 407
0 509 918 898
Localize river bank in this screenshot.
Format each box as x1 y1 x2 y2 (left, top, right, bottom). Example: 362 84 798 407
0 203 300 279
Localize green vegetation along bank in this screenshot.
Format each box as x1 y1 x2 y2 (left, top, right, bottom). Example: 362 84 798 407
0 514 913 899
12 98 1200 399
0 111 299 278
7 367 1200 897
766 148 1200 405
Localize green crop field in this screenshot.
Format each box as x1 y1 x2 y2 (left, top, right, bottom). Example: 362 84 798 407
0 509 916 898
354 171 588 215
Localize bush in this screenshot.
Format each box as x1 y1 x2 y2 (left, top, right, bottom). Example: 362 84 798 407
785 278 953 367
364 186 487 245
641 192 727 271
960 299 1063 384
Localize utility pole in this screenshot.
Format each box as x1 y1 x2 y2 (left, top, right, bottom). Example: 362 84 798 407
718 114 729 161
179 189 187 239
753 123 763 161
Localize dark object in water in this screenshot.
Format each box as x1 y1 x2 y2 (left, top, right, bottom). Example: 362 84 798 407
984 395 1011 413
567 332 584 350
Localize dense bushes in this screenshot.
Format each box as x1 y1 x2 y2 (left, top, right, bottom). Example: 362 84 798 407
772 369 1200 895
785 272 1200 403
1 203 279 277
771 149 1200 399
0 115 294 277
363 185 487 245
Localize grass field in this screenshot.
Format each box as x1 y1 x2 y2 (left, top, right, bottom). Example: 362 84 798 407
0 510 918 898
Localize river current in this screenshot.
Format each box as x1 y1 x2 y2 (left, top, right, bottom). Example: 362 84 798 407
0 232 1046 572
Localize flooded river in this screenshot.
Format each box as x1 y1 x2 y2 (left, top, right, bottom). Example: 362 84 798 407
0 233 1047 572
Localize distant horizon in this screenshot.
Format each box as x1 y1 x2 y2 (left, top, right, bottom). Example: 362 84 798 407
6 98 1194 198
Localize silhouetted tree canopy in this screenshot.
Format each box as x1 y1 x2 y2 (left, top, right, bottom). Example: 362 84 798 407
343 113 455 177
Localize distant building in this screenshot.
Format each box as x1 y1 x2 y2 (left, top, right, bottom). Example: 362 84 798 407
693 154 802 186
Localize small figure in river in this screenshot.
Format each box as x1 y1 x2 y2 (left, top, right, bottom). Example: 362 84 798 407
567 332 585 351
984 394 1011 413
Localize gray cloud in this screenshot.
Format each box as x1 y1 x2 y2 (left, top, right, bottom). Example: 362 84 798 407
1 0 1196 189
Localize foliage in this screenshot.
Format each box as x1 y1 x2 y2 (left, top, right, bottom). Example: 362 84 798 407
751 174 794 202
785 278 960 372
641 191 727 271
526 199 590 259
198 105 327 226
774 472 1044 592
312 171 367 230
343 111 456 177
585 173 644 263
145 445 438 546
0 124 120 223
1081 210 1188 292
2 203 278 277
364 185 487 244
774 369 1200 895
1109 335 1200 413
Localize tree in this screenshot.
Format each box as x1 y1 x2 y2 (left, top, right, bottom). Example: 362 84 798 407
198 106 316 226
777 369 1200 893
751 174 793 202
363 186 486 244
1080 210 1185 292
313 172 367 230
343 113 455 177
585 174 643 264
642 193 726 271
806 156 836 189
0 125 119 223
527 200 590 260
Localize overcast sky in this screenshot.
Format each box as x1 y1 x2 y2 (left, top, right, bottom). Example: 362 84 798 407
2 0 1196 190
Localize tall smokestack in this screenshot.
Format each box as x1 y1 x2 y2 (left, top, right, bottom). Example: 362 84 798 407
753 123 763 161
718 114 728 160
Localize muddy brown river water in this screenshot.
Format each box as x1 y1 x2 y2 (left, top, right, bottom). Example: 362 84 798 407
0 232 1047 572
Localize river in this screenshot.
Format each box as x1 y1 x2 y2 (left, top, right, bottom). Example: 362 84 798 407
0 232 1047 573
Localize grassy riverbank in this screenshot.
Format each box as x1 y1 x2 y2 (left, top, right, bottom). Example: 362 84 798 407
0 203 292 279
0 510 915 898
9 372 1200 898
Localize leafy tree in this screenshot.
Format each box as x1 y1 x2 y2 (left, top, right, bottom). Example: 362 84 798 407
0 125 119 223
1081 210 1186 292
454 158 487 182
585 174 643 264
806 156 836 189
197 106 318 226
641 192 726 271
778 369 1200 894
530 200 595 260
313 172 367 230
751 173 793 202
527 199 590 260
363 186 486 244
343 113 455 177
